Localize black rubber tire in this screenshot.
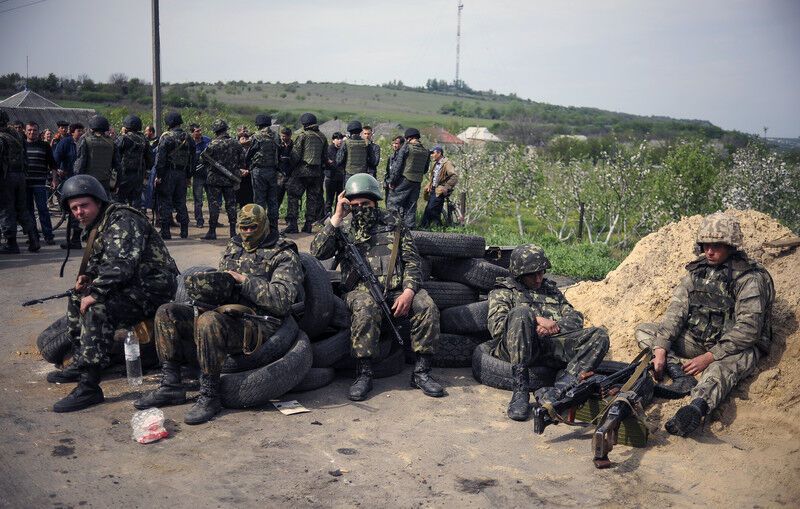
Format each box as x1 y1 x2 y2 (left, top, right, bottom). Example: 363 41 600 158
298 253 334 340
37 315 72 364
471 341 557 391
433 333 485 368
422 281 478 309
174 265 217 303
372 346 405 378
311 328 351 368
291 367 337 392
429 256 509 291
329 295 351 329
220 331 313 409
220 316 299 374
440 301 490 336
420 257 432 281
594 360 629 374
410 231 485 259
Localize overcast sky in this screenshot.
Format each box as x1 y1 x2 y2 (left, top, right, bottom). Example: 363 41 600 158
1 0 798 137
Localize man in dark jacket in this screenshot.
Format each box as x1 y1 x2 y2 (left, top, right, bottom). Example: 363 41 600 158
53 122 85 249
0 110 39 254
24 121 56 245
115 115 153 210
154 111 195 240
386 128 428 229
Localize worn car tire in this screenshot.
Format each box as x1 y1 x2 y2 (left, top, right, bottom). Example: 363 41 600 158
311 328 351 368
174 265 217 303
433 333 485 368
422 280 478 309
410 231 485 259
471 341 556 391
220 316 299 373
291 367 337 392
298 253 334 339
440 301 490 336
372 346 405 378
37 315 72 364
332 338 393 371
429 256 509 292
329 295 351 329
420 257 433 281
220 332 313 409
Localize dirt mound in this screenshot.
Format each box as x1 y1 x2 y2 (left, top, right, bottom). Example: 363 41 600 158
564 209 800 421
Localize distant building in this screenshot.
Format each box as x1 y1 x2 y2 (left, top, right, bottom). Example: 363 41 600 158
319 118 347 138
457 126 502 145
422 126 465 147
0 90 96 129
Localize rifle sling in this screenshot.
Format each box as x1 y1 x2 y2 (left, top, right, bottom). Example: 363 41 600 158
78 226 99 277
383 227 402 298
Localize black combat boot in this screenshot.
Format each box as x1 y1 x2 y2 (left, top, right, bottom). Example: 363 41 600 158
229 224 237 238
282 222 299 234
184 373 222 425
0 236 20 254
47 363 82 383
665 362 698 391
180 224 189 239
134 361 187 409
507 364 531 421
534 372 578 407
27 232 40 252
202 226 217 240
348 358 374 401
410 353 445 397
665 397 709 437
301 221 313 234
160 225 172 240
53 367 104 413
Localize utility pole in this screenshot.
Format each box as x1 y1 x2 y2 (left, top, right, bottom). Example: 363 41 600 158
151 0 162 136
455 0 463 88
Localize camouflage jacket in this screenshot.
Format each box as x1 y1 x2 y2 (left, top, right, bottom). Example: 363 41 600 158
246 127 279 169
218 233 303 317
154 128 196 179
82 203 179 306
650 253 774 358
487 276 584 342
310 209 422 294
201 134 244 187
116 131 154 177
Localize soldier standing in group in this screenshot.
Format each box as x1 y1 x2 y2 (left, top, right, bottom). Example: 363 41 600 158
199 119 244 240
311 174 445 401
50 174 178 412
324 132 344 218
419 145 458 228
0 110 40 253
277 127 293 212
384 135 404 201
487 245 610 421
154 111 194 240
189 124 211 228
386 128 428 229
73 115 121 197
635 212 775 436
134 204 304 424
285 113 327 234
362 125 380 179
247 114 280 233
115 115 153 210
336 120 368 186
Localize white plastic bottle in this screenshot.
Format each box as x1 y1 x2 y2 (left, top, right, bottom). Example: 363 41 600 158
124 331 143 387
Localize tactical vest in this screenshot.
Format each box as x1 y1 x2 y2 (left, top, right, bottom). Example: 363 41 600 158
84 133 114 183
512 281 564 322
0 130 26 174
342 213 404 292
402 143 428 183
120 132 148 175
164 130 192 170
251 129 278 168
301 130 325 166
344 138 368 175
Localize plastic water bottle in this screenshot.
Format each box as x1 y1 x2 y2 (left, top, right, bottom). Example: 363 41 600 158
124 331 143 387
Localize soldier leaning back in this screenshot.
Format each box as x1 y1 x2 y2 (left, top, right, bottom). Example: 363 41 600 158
135 204 304 424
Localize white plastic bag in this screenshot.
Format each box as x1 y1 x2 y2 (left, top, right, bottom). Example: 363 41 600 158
131 408 169 444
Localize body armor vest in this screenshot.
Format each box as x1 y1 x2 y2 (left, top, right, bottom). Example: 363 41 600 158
164 130 192 170
301 130 325 166
0 131 26 174
84 133 114 183
251 129 278 168
344 138 367 175
120 132 148 175
686 265 737 346
402 143 428 183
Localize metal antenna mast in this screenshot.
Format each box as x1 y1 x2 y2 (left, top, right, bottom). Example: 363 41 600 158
456 0 463 88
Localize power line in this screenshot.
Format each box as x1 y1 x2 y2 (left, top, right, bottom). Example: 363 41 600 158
0 0 49 15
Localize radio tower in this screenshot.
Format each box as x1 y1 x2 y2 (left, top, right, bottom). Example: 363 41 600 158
455 0 463 88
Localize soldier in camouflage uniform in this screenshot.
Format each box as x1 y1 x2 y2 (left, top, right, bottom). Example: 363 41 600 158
74 115 121 197
50 175 178 412
311 174 445 401
636 212 775 436
0 109 40 254
336 120 372 185
277 127 293 211
135 204 303 424
386 127 429 229
246 114 280 232
115 115 153 209
285 113 327 234
487 245 610 421
199 119 244 240
154 111 194 240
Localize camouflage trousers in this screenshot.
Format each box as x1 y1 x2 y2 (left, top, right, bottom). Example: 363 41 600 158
153 303 280 376
206 185 238 229
636 323 760 411
286 175 323 225
345 287 438 358
385 177 421 229
66 291 153 370
491 306 610 376
158 170 189 229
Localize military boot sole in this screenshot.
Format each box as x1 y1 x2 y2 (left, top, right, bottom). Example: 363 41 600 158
665 405 702 437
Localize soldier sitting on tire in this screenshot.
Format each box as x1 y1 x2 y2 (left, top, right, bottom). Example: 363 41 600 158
487 245 610 421
310 174 446 401
135 204 304 425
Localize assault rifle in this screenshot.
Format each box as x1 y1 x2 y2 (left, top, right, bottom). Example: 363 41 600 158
334 227 404 346
190 300 283 327
22 289 74 307
199 152 242 186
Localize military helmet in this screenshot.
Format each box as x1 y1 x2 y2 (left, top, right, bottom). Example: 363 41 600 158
59 174 110 211
404 127 421 139
344 173 382 202
255 114 272 128
88 115 110 132
299 112 317 126
183 271 238 306
346 120 362 134
122 114 143 131
210 118 229 134
696 212 743 250
165 111 183 128
509 244 551 278
0 109 9 125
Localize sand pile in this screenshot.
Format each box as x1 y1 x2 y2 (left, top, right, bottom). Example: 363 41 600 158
564 209 800 418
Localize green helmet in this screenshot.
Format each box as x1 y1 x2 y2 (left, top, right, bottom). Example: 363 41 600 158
344 173 382 202
696 212 742 250
211 118 229 134
509 244 551 278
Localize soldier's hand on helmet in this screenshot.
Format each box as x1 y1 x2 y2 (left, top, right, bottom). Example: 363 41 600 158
392 288 415 317
652 348 667 380
74 275 91 293
225 270 247 284
79 294 96 315
683 352 714 376
331 191 350 227
535 316 559 336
